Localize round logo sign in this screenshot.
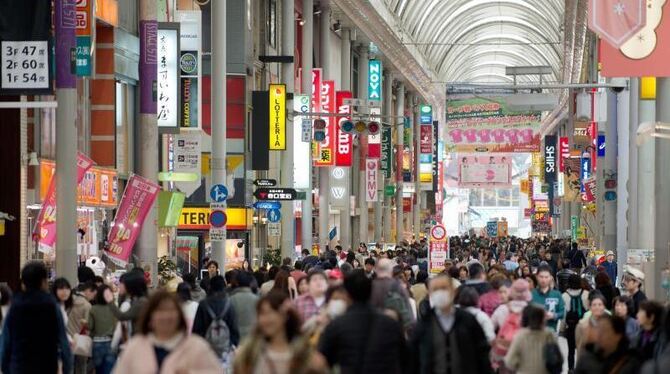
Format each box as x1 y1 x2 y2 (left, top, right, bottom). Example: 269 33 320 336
430 225 447 241
180 52 198 75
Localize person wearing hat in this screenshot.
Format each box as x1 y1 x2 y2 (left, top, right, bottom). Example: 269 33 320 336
601 250 618 286
623 266 647 318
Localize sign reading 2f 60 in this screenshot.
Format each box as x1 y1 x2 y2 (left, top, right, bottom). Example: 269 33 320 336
368 59 382 101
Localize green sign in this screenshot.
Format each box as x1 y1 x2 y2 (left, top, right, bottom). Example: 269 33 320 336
571 216 579 242
75 36 91 76
381 127 392 178
384 185 396 197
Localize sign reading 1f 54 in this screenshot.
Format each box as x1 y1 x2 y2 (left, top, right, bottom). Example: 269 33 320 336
368 59 382 101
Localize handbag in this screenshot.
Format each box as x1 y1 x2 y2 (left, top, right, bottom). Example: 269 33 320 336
543 334 563 374
73 333 93 357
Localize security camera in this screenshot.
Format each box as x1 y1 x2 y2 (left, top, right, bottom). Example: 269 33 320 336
609 78 627 93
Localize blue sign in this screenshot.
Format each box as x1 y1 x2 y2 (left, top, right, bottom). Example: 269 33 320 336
597 135 606 158
210 210 227 228
75 36 92 76
367 59 382 101
329 227 337 241
420 105 433 124
210 184 228 202
253 201 281 210
267 209 281 223
486 222 498 237
581 156 591 192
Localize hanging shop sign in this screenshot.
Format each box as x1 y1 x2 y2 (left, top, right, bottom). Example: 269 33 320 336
173 133 201 197
314 80 335 166
587 0 646 48
40 160 118 208
335 91 353 166
366 158 379 202
583 177 597 203
34 152 94 253
254 179 277 187
176 10 201 129
367 59 382 101
544 135 557 184
446 97 541 153
269 83 286 150
157 24 180 128
254 188 298 201
597 134 606 158
432 124 440 192
75 0 92 76
1 41 51 92
581 155 592 192
293 94 311 188
458 155 511 188
381 127 392 178
420 125 433 154
178 207 252 230
486 221 498 237
420 105 433 124
330 167 349 208
252 91 270 170
559 137 570 172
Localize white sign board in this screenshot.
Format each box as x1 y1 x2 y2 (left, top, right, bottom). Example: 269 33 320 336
366 158 378 202
173 133 201 196
210 227 225 242
1 41 49 89
293 95 311 189
157 28 179 127
268 222 281 237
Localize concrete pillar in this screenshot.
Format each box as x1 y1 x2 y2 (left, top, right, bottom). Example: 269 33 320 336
382 70 393 242
627 78 640 253
210 0 227 266
653 78 670 302
637 89 655 250
357 45 369 243
55 0 78 282
395 83 405 243
413 97 421 241
616 79 631 282
318 2 331 250
280 0 295 258
602 88 617 253
301 0 314 253
340 29 352 250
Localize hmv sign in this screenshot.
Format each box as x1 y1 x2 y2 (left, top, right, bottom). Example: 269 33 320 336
544 135 557 184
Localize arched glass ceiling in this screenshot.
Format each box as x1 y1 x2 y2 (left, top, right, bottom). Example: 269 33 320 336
383 0 564 83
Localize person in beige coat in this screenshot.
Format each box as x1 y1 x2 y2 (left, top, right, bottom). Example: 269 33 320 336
112 291 221 374
504 304 558 374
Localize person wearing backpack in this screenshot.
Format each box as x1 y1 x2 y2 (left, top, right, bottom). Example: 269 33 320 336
490 279 532 372
504 304 562 374
370 259 415 333
561 273 590 371
192 275 239 360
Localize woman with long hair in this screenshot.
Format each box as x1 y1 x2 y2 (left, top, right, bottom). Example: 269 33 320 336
104 268 148 337
51 277 74 327
112 291 220 373
234 290 327 374
88 284 118 374
271 269 297 300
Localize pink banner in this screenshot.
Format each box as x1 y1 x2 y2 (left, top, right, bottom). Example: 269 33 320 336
34 153 95 253
335 91 353 166
105 174 160 265
458 154 512 189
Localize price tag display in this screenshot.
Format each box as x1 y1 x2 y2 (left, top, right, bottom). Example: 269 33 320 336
1 41 50 90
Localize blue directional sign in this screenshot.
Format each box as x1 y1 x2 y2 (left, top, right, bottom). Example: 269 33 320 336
267 209 281 223
253 201 281 210
210 184 228 202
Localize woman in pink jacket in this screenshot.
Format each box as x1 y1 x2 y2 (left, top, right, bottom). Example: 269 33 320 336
112 291 221 373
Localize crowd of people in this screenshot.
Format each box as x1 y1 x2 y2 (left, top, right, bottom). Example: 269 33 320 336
0 235 668 374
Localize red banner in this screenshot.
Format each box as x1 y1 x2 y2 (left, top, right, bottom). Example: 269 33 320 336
335 91 352 166
314 80 335 166
34 152 95 253
559 137 570 172
105 174 160 266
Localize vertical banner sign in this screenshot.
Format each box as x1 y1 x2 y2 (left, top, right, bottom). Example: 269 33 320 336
559 137 570 172
251 91 270 170
581 155 591 193
335 91 353 166
269 84 286 150
105 174 160 266
366 158 379 202
368 59 382 101
420 105 433 124
315 80 335 166
571 215 580 242
589 122 598 171
139 20 157 114
75 0 92 76
293 95 311 189
597 134 606 158
420 125 433 154
381 127 392 178
157 26 179 128
34 152 94 253
176 10 202 129
544 135 557 184
432 122 439 191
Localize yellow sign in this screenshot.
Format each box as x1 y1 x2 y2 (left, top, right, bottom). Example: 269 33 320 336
497 220 508 237
520 179 530 194
269 84 286 150
179 207 252 230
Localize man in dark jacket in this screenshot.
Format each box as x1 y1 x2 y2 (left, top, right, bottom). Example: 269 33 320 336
410 274 492 374
567 242 587 270
319 270 408 373
192 275 240 347
1 261 72 374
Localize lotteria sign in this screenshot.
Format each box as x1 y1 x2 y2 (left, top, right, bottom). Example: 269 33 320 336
269 84 286 150
336 91 353 166
368 59 382 101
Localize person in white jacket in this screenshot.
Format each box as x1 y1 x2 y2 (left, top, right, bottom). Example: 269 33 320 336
458 286 496 342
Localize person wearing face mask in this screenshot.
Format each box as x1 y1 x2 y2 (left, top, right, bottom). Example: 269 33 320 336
409 274 493 374
303 286 351 346
294 271 329 325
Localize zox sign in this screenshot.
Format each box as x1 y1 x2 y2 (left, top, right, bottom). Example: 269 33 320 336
254 188 297 201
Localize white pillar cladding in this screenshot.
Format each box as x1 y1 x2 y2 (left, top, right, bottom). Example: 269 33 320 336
602 88 617 253
280 0 295 258
627 78 640 254
637 90 655 251
413 96 421 241
357 45 369 243
210 0 227 267
340 28 352 250
617 79 632 283
395 83 405 243
653 78 670 302
383 70 393 242
318 1 331 250
301 0 314 253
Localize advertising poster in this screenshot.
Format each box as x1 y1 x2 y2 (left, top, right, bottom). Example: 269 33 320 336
458 155 511 188
105 174 160 266
446 97 542 153
335 91 353 166
564 157 582 202
34 152 94 253
486 221 498 237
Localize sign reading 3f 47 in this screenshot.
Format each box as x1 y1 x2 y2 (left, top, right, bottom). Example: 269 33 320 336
368 59 382 101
